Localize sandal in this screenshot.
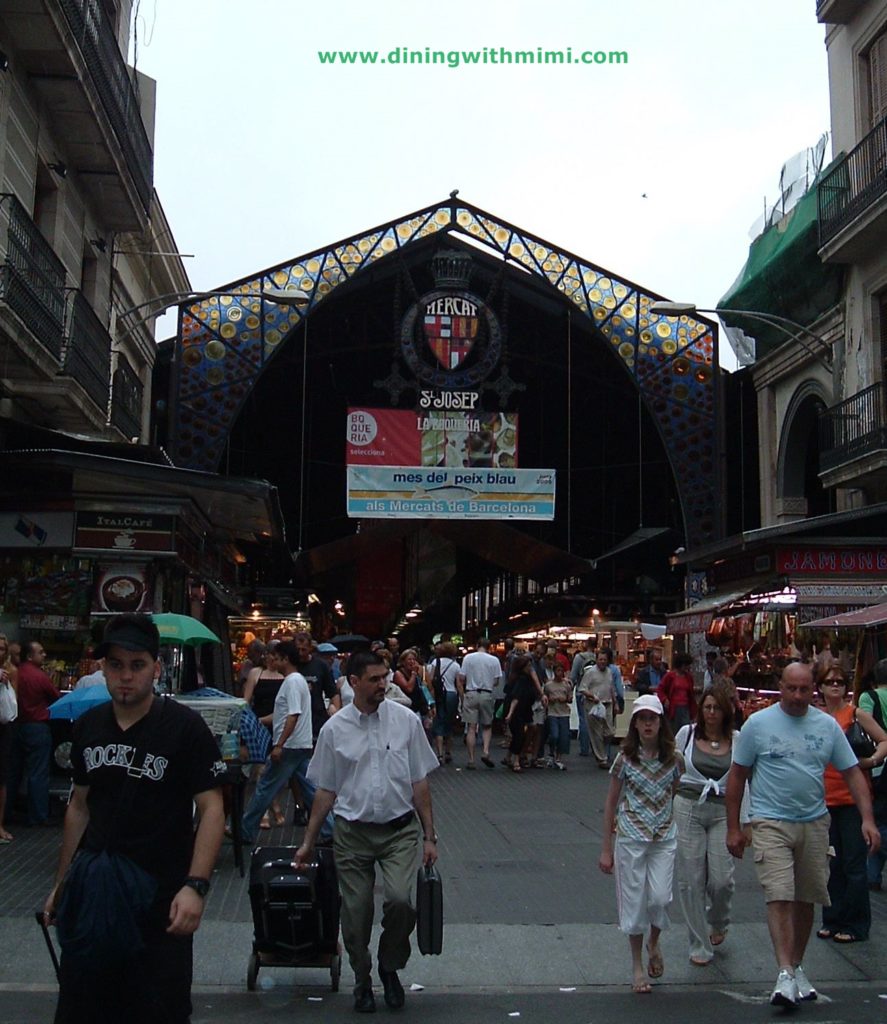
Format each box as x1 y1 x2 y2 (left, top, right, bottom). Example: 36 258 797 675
259 815 271 830
511 763 522 773
646 946 664 978
271 810 286 827
833 931 860 943
816 928 833 940
632 980 652 994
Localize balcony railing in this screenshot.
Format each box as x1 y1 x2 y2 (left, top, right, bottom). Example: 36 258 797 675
110 355 143 438
58 0 153 212
819 382 887 473
819 116 887 247
0 194 66 360
63 290 111 413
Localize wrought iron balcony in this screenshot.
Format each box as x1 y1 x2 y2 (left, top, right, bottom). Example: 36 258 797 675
57 0 153 212
63 290 111 414
819 383 887 473
110 355 143 439
0 194 66 360
818 117 887 248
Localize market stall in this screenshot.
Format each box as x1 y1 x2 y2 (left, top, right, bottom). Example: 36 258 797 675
799 601 887 692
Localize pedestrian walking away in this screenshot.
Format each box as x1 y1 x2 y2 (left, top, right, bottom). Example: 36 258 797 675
598 694 681 995
43 613 226 1024
725 661 881 1009
241 640 334 844
6 640 58 826
457 638 501 769
295 650 439 1013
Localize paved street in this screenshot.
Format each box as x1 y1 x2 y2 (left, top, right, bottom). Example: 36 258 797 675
2 736 886 1020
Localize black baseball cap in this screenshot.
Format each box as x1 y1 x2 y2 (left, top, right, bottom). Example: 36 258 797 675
95 614 160 659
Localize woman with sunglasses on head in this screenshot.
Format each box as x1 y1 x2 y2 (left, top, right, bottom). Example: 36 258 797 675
816 665 887 944
673 684 745 966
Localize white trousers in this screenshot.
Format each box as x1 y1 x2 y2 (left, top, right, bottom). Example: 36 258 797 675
673 793 735 961
614 834 677 935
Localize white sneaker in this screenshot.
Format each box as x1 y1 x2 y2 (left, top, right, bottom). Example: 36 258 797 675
770 969 800 1007
793 965 817 1001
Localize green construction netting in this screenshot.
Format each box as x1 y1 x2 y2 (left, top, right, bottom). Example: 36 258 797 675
718 160 844 359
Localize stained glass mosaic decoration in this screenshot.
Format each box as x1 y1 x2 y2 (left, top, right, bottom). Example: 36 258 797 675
169 197 719 546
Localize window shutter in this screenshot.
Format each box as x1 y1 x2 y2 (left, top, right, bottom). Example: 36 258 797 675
870 33 887 127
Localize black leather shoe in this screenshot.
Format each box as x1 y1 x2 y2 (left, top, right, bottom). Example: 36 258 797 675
353 986 376 1013
379 969 404 1009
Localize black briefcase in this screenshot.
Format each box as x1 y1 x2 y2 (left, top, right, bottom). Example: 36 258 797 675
415 863 443 955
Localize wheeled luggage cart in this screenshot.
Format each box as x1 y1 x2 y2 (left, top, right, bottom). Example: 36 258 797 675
246 845 341 992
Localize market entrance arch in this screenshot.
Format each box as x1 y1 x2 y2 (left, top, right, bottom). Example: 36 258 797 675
167 197 721 556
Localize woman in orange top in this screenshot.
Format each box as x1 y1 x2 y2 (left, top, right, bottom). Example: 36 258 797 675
817 666 887 943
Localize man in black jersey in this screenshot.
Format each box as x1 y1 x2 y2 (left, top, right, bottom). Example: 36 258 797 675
43 614 225 1023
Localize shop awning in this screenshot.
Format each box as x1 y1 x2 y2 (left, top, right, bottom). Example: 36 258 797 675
666 587 755 636
802 601 887 629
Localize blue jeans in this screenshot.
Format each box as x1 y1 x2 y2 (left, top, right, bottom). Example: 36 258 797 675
431 692 458 738
547 716 570 756
823 803 871 939
8 721 51 824
575 693 590 755
241 748 333 843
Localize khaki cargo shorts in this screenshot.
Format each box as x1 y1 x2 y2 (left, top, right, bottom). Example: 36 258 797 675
462 690 494 726
750 815 830 905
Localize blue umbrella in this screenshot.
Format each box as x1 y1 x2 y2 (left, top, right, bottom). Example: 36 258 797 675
49 684 111 720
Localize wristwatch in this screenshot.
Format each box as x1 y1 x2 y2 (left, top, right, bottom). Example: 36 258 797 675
183 876 211 897
423 833 438 843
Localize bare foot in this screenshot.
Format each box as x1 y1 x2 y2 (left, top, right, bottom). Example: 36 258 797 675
646 945 664 978
632 976 652 994
0 829 12 843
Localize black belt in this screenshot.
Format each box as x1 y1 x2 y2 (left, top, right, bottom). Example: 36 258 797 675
470 689 492 694
346 811 415 830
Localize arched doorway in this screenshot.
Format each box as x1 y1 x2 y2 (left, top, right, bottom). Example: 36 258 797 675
778 385 834 519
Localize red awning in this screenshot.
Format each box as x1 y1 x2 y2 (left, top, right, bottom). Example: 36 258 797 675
801 601 887 629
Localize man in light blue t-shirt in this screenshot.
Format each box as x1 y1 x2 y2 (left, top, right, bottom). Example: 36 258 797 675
726 662 879 1008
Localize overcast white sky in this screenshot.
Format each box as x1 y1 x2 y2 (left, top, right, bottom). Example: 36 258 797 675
134 0 831 357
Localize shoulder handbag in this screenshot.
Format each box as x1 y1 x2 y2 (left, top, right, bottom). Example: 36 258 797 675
431 658 445 706
0 679 16 724
846 709 876 760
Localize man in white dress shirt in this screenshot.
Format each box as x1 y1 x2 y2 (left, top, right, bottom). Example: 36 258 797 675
296 650 438 1013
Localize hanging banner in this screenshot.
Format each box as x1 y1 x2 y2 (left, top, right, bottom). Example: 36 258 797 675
346 407 518 469
346 466 555 520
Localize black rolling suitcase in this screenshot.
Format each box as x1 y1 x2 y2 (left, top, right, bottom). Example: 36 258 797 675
248 846 339 960
415 863 443 954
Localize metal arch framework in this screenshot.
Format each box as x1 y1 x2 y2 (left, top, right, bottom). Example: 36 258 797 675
169 196 720 546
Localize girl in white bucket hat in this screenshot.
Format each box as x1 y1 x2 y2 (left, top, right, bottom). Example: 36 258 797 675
598 694 681 994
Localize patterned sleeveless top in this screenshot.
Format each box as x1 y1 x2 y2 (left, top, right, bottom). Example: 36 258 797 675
613 751 680 841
